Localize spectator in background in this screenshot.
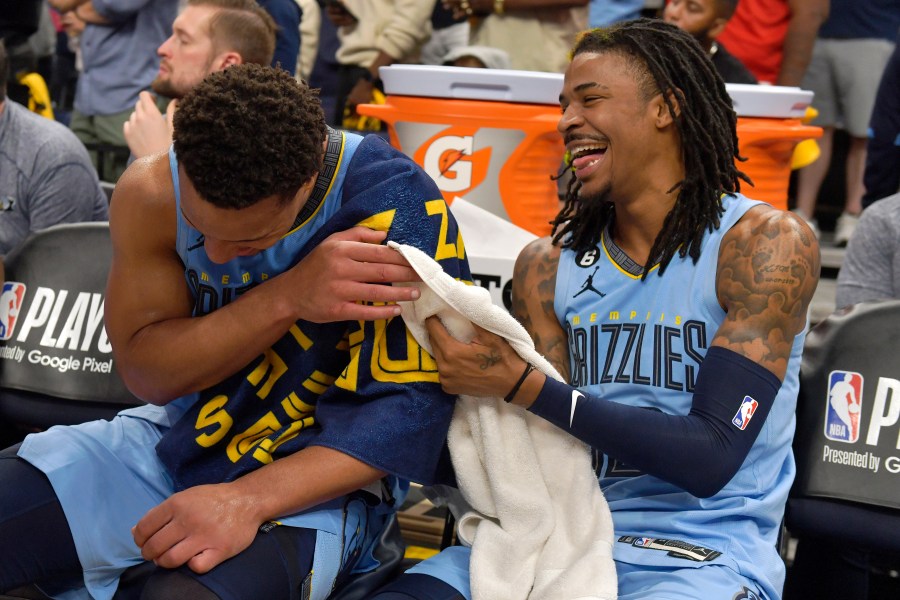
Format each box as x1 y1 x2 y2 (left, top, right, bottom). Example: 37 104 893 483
589 0 643 28
0 40 108 257
257 0 302 75
296 0 321 81
863 36 900 210
421 2 469 66
123 0 277 160
327 0 435 128
307 1 341 125
443 0 588 73
717 0 828 86
441 44 510 69
46 0 178 183
834 191 900 309
3 1 56 110
793 0 899 245
664 0 757 84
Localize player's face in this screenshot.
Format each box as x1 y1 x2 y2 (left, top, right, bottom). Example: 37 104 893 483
663 0 726 44
179 172 316 264
153 5 219 99
558 52 663 201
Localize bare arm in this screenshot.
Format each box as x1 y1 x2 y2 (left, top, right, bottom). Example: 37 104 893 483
713 205 821 379
511 237 569 382
778 0 829 87
105 157 421 404
133 446 384 573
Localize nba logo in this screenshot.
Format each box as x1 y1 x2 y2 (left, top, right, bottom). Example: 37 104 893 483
731 396 758 430
825 370 863 443
0 282 26 341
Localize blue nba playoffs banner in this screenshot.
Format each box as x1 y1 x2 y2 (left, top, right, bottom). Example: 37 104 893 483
792 300 900 510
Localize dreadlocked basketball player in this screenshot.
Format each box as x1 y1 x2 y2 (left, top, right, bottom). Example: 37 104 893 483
373 18 820 600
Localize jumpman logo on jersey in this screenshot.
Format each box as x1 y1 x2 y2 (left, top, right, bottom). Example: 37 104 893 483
573 266 605 298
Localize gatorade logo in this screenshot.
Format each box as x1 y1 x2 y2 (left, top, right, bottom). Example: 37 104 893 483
416 128 491 197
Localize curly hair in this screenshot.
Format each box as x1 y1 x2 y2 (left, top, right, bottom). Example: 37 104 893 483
552 18 751 278
173 64 326 209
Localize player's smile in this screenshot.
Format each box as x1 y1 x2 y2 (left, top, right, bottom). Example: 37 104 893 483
568 139 609 180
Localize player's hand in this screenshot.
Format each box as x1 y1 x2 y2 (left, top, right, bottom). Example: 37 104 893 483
133 482 259 573
289 227 421 323
424 317 527 398
124 92 176 159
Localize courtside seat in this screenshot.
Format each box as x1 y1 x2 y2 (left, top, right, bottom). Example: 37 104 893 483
0 222 145 600
786 299 900 552
0 222 142 433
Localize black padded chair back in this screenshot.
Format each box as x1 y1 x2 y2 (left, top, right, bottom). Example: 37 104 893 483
786 299 900 553
0 222 142 428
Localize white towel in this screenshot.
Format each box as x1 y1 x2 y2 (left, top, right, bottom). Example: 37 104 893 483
390 242 617 600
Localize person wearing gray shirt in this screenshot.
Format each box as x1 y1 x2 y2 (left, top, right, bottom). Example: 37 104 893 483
0 41 109 258
47 0 178 182
835 191 900 308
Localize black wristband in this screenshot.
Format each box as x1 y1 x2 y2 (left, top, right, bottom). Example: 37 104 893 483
504 363 535 403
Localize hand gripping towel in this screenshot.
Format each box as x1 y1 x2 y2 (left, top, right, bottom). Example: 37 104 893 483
390 242 617 600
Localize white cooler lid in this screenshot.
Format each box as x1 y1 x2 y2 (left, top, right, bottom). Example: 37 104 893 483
379 64 564 105
725 83 813 119
379 65 814 118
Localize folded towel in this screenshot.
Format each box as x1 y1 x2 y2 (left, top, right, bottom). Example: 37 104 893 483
390 242 617 600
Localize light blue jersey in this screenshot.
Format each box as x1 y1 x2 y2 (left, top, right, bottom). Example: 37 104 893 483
554 193 805 599
18 129 471 600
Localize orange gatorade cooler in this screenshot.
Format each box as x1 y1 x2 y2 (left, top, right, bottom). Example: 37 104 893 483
358 65 565 237
727 84 823 211
359 67 821 231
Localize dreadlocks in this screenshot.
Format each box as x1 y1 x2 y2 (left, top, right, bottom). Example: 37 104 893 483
551 18 751 278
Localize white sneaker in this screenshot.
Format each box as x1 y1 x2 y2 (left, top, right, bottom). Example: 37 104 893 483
834 212 860 246
791 208 820 239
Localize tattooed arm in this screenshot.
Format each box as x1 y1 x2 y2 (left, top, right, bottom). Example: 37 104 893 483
510 237 570 383
426 206 821 496
424 236 558 402
713 205 821 380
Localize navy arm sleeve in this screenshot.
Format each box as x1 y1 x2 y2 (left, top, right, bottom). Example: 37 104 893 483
528 346 781 497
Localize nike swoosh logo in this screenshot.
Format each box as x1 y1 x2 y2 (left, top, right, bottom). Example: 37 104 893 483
570 390 583 427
